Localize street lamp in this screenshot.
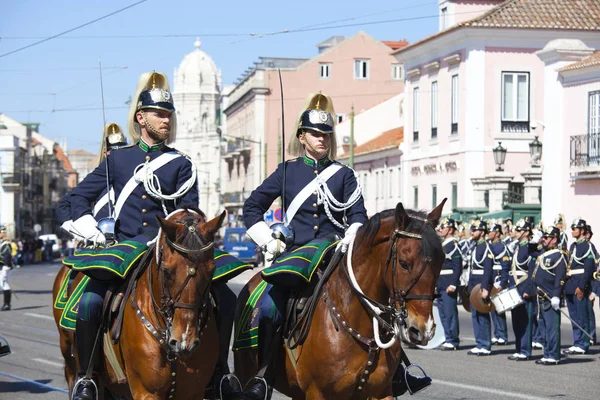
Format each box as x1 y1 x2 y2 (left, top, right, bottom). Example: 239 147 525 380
493 142 507 172
529 136 542 167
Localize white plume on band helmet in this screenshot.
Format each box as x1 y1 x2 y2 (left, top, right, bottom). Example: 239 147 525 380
288 93 338 159
127 72 178 145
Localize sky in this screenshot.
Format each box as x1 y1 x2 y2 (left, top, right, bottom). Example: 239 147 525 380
0 0 439 154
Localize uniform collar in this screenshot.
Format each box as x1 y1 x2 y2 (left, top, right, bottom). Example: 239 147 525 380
477 239 486 245
138 138 165 153
303 154 331 167
576 238 585 244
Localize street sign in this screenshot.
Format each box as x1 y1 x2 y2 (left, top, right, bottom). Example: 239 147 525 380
264 209 274 223
274 208 283 222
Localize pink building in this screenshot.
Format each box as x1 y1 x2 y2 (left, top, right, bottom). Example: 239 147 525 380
394 0 600 225
223 32 406 219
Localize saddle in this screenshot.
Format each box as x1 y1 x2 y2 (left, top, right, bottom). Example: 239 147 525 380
284 245 344 350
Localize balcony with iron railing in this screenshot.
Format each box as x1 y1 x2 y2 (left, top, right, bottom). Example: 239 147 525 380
502 190 524 207
570 132 600 175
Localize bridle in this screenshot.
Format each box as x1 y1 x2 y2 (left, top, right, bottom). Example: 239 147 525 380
130 211 215 360
341 217 436 340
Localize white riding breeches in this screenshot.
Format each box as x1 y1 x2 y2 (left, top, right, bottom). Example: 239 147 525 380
0 266 11 291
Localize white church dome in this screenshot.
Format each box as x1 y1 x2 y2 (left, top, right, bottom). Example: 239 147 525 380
173 38 221 94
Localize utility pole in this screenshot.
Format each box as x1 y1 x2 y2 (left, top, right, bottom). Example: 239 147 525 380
349 104 355 168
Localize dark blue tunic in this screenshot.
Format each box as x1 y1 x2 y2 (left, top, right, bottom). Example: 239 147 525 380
243 156 367 248
566 240 595 294
65 141 198 242
467 240 494 292
437 238 462 290
533 249 567 298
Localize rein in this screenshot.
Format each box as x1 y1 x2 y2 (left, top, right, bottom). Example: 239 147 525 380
130 213 215 361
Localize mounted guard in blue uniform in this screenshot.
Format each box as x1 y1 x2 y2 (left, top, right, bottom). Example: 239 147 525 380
240 93 431 399
533 226 567 365
436 218 462 350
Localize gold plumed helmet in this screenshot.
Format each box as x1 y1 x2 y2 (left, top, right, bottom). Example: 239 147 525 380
554 213 565 225
289 92 338 159
127 71 177 144
97 123 127 166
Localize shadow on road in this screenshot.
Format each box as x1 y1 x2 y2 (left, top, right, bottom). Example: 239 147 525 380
0 379 61 394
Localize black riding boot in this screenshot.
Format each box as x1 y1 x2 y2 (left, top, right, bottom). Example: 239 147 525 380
392 364 432 396
244 320 279 400
73 318 101 400
208 315 244 400
1 290 11 311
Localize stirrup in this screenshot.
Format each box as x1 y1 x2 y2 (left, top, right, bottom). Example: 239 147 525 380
404 363 430 395
244 376 270 400
219 373 242 400
71 377 98 400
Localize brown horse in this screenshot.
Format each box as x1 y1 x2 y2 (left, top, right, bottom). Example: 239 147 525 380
234 200 446 399
52 208 225 399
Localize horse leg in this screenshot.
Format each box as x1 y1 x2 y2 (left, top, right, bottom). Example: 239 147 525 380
305 386 327 400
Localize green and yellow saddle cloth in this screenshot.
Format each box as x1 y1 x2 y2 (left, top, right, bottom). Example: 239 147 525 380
56 237 252 331
233 238 337 350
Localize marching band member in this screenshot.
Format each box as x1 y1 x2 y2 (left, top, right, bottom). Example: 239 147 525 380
584 225 597 345
437 218 462 350
533 226 567 365
554 214 569 251
467 220 494 356
507 218 539 361
487 221 510 346
563 218 595 355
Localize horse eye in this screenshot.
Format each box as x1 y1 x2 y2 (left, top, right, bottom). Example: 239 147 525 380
162 267 174 280
399 261 410 270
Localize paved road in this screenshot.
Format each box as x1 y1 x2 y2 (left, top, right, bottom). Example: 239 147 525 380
1 262 599 399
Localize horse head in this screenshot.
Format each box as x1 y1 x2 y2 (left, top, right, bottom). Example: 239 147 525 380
155 207 226 358
383 199 445 346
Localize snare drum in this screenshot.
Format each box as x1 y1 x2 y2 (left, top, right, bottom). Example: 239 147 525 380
491 287 524 314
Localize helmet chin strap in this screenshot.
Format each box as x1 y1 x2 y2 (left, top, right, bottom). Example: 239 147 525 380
140 111 170 142
304 139 329 159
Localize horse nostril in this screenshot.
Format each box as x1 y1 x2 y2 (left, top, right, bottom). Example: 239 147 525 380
169 339 178 349
408 327 424 343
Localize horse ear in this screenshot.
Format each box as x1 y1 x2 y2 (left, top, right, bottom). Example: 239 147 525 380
395 202 409 229
427 198 447 227
205 210 227 235
156 216 178 241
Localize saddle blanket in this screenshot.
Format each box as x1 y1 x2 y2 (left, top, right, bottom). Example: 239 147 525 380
55 249 252 331
233 239 336 351
261 239 336 289
62 237 149 280
233 280 272 351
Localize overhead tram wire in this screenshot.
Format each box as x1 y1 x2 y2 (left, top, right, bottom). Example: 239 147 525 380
0 0 148 58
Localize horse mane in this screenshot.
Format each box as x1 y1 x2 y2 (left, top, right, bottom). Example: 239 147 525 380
358 208 444 266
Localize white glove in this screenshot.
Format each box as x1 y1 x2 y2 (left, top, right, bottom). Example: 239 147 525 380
71 214 106 246
265 238 286 261
336 223 363 253
551 296 560 311
61 220 86 241
247 221 286 261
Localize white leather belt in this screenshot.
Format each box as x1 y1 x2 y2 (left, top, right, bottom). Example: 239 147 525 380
493 265 502 271
471 270 484 275
570 268 584 275
510 271 526 276
440 270 453 275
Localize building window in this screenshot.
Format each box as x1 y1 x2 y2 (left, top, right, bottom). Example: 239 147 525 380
484 190 489 208
389 168 394 198
451 75 458 134
589 91 600 166
413 186 419 209
431 184 437 208
392 64 403 81
397 167 402 199
354 59 370 80
451 182 458 210
413 87 419 142
337 113 345 124
362 172 368 200
501 72 530 133
319 63 331 79
441 7 448 30
431 81 438 139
